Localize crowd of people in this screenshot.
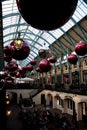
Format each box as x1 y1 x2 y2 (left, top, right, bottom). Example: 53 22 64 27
18 105 77 130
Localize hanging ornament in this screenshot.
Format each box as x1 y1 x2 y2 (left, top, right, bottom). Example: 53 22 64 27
75 41 87 56
18 68 26 78
10 41 30 60
4 45 14 56
7 60 18 67
39 59 51 72
6 60 18 71
12 32 24 50
23 65 33 71
16 0 78 31
68 54 78 64
48 56 57 63
36 67 43 73
4 55 12 62
30 59 36 65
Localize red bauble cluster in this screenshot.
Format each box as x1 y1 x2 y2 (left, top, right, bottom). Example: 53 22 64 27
68 54 78 64
16 0 78 30
4 41 30 61
75 41 87 56
4 60 18 72
39 59 51 72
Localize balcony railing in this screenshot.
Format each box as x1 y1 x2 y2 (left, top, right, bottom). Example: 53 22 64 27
0 81 87 96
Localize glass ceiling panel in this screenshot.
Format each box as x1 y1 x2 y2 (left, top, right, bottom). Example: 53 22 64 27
61 0 87 31
25 34 36 41
28 26 40 34
1 0 87 66
30 51 37 57
52 29 64 38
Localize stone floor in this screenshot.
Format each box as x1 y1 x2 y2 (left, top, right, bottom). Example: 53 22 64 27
6 104 87 130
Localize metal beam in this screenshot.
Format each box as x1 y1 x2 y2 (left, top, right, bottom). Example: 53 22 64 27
47 31 67 55
60 28 75 48
2 13 19 19
71 17 87 41
83 0 87 4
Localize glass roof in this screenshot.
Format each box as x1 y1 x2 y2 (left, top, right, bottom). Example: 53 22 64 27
1 0 87 66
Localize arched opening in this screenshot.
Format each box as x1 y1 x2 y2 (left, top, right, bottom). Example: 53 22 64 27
78 102 87 123
41 94 46 106
47 93 53 107
10 92 17 105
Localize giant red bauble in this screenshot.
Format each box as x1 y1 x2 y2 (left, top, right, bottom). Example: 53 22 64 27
23 65 33 71
7 60 18 71
48 56 57 63
10 41 30 60
7 60 18 66
16 0 78 31
4 45 14 56
22 66 28 71
36 67 43 73
18 68 26 78
39 59 51 72
30 59 36 65
4 64 17 72
75 41 87 56
4 55 12 62
68 54 78 64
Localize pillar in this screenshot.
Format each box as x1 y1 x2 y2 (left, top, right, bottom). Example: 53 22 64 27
0 3 6 129
0 82 7 129
78 58 82 86
68 65 72 85
54 63 57 84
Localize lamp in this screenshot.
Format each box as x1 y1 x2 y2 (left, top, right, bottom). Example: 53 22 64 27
13 32 24 50
13 39 23 50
